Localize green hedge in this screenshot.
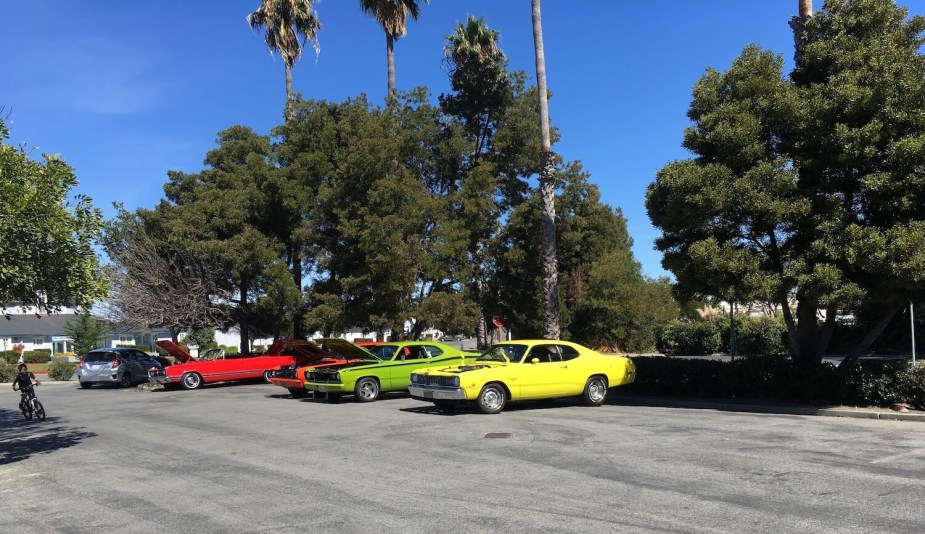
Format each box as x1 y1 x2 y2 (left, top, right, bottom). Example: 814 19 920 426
47 361 77 381
22 351 51 364
0 350 17 364
629 357 925 407
658 316 788 356
0 362 14 382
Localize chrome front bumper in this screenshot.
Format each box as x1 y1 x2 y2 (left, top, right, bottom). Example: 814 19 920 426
408 386 467 401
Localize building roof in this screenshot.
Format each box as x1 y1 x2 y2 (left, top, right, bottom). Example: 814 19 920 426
0 314 77 337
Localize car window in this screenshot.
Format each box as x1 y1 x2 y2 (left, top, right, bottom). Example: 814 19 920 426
85 351 116 363
527 345 559 363
370 345 397 361
421 345 443 358
557 345 580 361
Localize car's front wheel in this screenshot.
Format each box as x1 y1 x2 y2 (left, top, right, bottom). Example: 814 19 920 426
181 372 203 390
354 377 380 402
477 383 507 414
263 370 273 383
582 376 608 406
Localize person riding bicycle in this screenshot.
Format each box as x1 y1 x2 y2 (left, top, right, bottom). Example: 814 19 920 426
13 363 40 401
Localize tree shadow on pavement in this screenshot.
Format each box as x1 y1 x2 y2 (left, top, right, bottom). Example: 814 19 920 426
0 407 97 466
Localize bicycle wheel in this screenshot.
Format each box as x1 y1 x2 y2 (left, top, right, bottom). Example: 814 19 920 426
23 400 33 421
32 399 45 421
20 400 29 420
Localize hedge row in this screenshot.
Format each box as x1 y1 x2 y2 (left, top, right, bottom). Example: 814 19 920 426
658 317 788 356
629 356 925 407
47 361 77 381
0 351 17 364
0 362 14 382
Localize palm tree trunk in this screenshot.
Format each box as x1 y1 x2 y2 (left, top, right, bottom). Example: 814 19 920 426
386 33 396 98
531 0 560 340
791 0 813 65
285 62 294 121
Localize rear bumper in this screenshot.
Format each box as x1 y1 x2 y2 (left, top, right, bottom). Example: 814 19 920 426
77 370 121 384
409 386 467 401
148 370 173 384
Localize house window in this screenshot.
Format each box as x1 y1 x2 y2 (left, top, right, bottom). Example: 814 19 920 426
34 338 46 346
118 335 134 344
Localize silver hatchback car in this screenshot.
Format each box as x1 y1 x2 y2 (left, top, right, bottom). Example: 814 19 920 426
78 348 164 389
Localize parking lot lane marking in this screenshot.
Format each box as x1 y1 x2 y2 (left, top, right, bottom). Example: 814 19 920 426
870 447 925 464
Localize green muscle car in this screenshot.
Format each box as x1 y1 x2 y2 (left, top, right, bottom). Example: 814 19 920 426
303 341 479 402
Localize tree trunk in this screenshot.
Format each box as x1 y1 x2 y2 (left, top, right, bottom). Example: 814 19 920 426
291 250 303 339
795 299 822 365
780 295 800 356
386 33 396 98
531 0 560 340
840 302 904 367
790 0 813 65
239 280 250 355
285 62 294 121
171 326 180 344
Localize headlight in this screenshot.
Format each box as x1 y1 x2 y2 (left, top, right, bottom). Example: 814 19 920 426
410 374 421 384
451 376 460 388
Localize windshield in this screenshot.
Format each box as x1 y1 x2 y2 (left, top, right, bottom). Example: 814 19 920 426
368 345 397 361
476 344 528 364
85 351 116 363
199 349 223 361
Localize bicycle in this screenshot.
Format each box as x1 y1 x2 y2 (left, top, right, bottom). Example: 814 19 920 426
13 382 45 421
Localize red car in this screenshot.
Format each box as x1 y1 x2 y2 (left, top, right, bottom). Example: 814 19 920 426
150 339 319 390
268 339 380 397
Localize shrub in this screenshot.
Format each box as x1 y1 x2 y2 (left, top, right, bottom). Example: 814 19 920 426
0 350 18 364
658 321 723 355
0 361 14 382
629 357 925 407
47 361 77 381
22 351 51 364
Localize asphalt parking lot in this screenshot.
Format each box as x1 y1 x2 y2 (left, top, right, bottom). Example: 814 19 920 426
1 382 923 534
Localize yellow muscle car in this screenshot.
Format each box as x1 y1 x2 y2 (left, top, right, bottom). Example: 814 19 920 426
408 340 636 414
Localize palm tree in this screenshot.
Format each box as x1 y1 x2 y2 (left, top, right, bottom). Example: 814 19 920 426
531 0 560 339
247 0 321 119
359 0 428 98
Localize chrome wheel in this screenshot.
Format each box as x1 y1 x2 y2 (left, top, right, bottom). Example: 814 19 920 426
477 384 506 414
181 372 202 390
582 377 607 406
354 377 379 402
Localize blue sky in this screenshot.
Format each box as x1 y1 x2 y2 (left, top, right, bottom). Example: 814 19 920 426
3 1 923 278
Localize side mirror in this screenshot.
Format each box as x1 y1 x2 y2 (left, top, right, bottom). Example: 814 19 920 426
531 357 539 365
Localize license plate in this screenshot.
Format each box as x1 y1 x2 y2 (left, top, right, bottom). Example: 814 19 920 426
317 386 327 392
422 390 434 399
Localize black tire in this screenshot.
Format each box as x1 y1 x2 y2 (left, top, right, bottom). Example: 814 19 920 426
582 376 608 406
477 383 507 414
433 400 458 412
80 381 92 389
23 401 33 421
354 377 380 402
288 387 309 398
33 399 45 421
120 372 132 388
180 372 203 390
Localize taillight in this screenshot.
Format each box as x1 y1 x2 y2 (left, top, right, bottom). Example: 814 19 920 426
112 357 121 368
78 359 84 369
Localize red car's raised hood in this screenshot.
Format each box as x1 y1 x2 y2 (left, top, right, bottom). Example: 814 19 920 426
155 340 195 363
266 339 349 366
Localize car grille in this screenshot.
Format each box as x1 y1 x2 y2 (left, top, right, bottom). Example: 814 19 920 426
418 375 457 388
273 367 297 379
306 371 339 383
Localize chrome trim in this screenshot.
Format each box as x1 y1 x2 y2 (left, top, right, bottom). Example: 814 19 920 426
409 386 467 400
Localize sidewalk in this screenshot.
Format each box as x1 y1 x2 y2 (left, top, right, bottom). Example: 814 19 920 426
611 394 925 423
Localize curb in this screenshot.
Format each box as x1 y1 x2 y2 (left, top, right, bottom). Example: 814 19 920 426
611 395 925 423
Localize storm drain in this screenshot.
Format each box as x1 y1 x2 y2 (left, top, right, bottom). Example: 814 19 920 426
483 432 512 439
